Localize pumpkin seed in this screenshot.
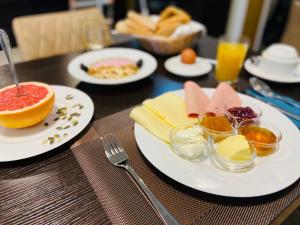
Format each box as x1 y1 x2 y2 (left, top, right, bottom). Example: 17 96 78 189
66 95 74 100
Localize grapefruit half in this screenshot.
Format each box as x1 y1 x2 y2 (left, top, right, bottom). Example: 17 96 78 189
0 82 55 128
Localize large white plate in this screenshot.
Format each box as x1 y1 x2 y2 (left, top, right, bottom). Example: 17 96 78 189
0 86 94 162
244 58 300 83
68 47 157 85
134 88 300 197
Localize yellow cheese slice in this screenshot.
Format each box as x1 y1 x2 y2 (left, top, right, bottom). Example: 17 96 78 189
217 135 252 161
130 106 172 143
143 92 197 127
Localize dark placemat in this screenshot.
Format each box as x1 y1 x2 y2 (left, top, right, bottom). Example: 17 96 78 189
71 108 300 225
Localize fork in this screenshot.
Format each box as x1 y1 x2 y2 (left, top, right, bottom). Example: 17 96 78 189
101 134 179 225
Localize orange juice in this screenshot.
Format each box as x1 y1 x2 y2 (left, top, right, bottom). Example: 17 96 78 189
215 42 248 83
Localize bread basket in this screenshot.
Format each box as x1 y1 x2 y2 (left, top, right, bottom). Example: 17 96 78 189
115 7 207 56
137 30 203 55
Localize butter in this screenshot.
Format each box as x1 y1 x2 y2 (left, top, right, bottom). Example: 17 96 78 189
217 135 252 161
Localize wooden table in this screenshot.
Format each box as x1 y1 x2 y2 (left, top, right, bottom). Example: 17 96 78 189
0 36 299 224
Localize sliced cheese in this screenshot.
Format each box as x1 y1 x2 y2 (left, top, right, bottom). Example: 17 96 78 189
130 106 172 143
143 92 197 127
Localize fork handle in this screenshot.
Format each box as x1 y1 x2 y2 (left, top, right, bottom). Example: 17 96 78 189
125 165 179 225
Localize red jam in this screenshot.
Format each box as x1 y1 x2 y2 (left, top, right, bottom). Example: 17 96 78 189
228 106 258 122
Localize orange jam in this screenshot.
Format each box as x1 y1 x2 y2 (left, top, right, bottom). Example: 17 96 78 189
239 125 277 156
199 114 235 142
200 115 233 132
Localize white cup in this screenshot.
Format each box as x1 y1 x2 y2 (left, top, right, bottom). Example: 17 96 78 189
259 43 300 77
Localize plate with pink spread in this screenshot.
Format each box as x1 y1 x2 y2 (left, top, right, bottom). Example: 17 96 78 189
68 47 157 85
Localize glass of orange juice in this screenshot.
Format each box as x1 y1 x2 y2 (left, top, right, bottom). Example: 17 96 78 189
215 40 248 83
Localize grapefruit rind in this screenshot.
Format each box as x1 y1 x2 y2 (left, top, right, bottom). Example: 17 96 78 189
0 82 55 128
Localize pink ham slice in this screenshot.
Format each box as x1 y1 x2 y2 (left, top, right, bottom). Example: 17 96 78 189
206 82 242 115
184 81 210 118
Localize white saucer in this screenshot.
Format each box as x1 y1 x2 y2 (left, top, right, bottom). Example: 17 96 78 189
244 57 300 83
164 56 213 77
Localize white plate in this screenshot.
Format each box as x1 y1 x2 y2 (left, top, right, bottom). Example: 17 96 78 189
68 47 157 85
0 85 94 162
244 58 300 83
164 56 213 77
134 88 300 197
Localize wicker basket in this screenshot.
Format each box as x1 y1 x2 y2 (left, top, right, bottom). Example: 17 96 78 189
137 31 202 55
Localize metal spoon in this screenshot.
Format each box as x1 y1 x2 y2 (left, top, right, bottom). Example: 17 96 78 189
0 29 20 92
249 77 300 109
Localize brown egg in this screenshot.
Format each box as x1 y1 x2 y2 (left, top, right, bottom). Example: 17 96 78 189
181 48 197 64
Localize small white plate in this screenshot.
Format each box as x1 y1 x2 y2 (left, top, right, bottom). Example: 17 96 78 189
244 58 300 83
134 89 300 197
68 47 157 85
0 86 94 162
164 56 213 77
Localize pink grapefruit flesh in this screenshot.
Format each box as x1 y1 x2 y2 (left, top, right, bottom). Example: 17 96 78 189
0 82 55 128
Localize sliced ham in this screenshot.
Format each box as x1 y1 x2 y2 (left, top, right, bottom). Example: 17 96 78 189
206 82 242 115
184 81 210 118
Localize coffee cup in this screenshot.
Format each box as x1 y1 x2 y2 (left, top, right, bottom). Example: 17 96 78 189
258 43 300 77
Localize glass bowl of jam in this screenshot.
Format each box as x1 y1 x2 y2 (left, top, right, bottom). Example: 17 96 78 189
225 101 262 123
238 118 282 156
210 135 256 172
199 112 238 143
170 125 209 161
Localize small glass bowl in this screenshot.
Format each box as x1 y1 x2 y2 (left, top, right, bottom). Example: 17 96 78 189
170 125 208 161
225 101 263 123
198 112 238 143
210 137 256 172
238 118 282 156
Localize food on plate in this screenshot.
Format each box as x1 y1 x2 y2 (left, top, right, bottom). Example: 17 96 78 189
199 113 237 142
238 120 281 156
143 92 197 127
184 81 209 117
130 106 173 143
216 135 252 161
184 82 242 117
238 118 282 156
130 92 197 143
170 125 208 161
0 82 55 128
206 82 242 115
199 113 233 133
81 57 141 79
227 106 258 123
180 48 197 64
115 6 191 38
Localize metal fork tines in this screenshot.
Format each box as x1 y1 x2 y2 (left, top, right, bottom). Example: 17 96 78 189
101 134 179 225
